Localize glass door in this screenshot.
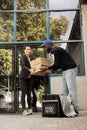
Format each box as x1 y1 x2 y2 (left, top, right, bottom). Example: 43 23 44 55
0 46 17 113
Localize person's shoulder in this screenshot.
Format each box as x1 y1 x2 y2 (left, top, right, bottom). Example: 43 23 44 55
54 46 62 51
57 46 66 51
30 55 35 60
20 55 27 60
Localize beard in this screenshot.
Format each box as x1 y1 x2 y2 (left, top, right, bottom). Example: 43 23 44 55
47 48 51 53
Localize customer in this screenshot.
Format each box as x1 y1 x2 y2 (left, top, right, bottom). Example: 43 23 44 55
41 39 79 115
19 45 34 116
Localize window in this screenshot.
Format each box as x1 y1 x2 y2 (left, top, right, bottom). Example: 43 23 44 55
0 0 85 75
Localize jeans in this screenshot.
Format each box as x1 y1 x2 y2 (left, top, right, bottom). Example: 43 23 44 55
62 67 78 110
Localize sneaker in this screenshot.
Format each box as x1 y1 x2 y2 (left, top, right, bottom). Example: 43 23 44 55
22 110 29 116
27 109 32 115
74 109 79 116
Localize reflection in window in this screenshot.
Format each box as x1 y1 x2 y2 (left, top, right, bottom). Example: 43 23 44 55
50 14 69 40
67 43 83 73
0 13 14 42
0 0 13 10
17 0 46 10
0 0 84 75
49 0 79 9
50 11 80 40
0 49 12 75
17 13 47 41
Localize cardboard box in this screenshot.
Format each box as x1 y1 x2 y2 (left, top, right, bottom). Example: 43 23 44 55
31 57 53 76
31 57 53 67
31 69 51 76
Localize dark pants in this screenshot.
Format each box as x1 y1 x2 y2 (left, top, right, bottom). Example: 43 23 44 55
32 87 37 107
20 78 32 110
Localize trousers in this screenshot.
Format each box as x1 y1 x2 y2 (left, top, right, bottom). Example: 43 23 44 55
19 78 32 109
62 67 78 110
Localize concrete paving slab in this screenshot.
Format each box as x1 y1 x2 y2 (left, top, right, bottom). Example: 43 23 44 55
0 110 87 130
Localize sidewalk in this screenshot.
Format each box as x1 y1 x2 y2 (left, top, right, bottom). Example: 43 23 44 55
0 110 87 130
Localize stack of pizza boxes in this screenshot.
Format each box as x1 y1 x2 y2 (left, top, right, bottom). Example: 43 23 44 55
30 57 53 76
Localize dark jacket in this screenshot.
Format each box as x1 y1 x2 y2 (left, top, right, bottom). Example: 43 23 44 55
19 55 33 79
48 46 77 71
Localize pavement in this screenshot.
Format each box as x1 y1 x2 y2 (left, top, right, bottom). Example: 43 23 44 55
0 110 87 130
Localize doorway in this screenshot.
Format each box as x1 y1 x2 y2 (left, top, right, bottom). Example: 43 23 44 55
0 45 19 113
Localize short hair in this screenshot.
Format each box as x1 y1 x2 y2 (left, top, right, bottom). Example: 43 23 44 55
23 45 30 50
